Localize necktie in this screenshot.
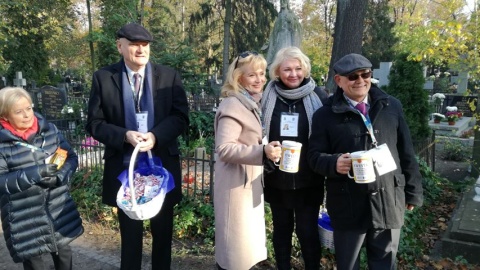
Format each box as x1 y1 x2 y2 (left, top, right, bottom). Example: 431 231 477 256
133 73 141 98
355 102 367 116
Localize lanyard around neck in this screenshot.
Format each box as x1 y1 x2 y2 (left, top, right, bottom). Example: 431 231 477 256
277 95 301 113
358 110 378 147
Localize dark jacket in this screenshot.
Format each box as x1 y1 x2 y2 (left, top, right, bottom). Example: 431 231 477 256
264 79 328 191
85 60 189 208
307 85 423 230
0 113 83 262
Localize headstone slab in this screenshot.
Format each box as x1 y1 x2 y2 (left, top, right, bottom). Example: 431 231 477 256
441 187 480 264
442 94 477 117
457 71 469 94
373 62 392 88
39 85 67 120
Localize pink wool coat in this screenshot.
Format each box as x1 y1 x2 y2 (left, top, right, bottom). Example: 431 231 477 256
214 93 267 269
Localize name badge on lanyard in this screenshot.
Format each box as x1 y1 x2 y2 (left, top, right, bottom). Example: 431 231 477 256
280 112 299 137
136 111 148 133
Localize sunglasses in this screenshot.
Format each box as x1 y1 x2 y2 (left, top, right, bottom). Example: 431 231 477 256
345 71 372 81
234 51 259 69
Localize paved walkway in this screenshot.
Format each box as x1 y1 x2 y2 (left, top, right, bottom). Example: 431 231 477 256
0 219 150 270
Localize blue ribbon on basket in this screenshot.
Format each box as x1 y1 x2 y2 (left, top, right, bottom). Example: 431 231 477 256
117 152 175 194
318 211 333 231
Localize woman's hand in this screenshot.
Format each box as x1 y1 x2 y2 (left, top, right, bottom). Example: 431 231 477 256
264 141 282 162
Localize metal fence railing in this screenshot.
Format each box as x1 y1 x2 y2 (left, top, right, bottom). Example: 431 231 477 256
51 118 435 203
413 131 436 172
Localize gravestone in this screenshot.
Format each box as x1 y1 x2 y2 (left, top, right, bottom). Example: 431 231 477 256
442 94 477 117
441 187 480 264
13 71 26 88
372 62 391 88
39 85 67 120
456 71 469 94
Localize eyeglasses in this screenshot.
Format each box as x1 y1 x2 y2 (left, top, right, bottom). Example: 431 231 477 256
345 71 372 81
234 51 259 69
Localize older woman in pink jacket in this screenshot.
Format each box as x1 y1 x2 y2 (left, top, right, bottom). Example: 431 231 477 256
214 52 281 270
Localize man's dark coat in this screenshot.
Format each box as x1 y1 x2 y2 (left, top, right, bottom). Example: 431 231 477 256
307 85 423 230
86 60 189 209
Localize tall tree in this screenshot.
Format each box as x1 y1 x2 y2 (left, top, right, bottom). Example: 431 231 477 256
362 0 398 67
96 0 137 69
325 0 368 92
384 53 431 140
299 0 336 84
0 0 74 85
222 0 232 81
190 0 277 82
86 0 95 73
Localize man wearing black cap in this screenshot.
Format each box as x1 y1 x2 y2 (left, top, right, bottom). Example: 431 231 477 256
86 22 189 270
307 53 423 269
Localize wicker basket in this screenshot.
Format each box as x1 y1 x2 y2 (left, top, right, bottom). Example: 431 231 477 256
318 207 334 250
116 143 169 220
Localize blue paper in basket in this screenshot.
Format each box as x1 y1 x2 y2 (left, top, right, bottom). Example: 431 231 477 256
117 152 175 194
318 212 333 231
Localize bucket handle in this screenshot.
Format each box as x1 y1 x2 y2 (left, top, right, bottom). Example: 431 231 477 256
128 143 153 209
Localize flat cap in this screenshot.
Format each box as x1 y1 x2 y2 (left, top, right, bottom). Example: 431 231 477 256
333 53 372 75
116 23 153 42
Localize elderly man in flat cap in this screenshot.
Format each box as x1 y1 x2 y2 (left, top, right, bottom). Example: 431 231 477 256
86 22 189 270
307 53 423 270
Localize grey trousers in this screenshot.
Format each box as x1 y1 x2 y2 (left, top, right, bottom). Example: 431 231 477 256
333 228 401 270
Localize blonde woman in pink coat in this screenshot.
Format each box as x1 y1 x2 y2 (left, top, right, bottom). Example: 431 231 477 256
214 52 281 270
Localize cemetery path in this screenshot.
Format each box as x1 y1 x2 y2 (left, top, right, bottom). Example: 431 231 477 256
1 154 477 270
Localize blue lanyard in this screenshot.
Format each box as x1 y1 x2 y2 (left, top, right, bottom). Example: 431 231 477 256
346 98 378 147
14 141 51 155
358 112 378 147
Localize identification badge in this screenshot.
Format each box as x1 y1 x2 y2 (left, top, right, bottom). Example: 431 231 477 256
280 112 299 137
369 143 397 176
136 111 148 133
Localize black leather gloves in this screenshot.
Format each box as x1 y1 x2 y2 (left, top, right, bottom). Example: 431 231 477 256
38 164 59 188
38 164 58 178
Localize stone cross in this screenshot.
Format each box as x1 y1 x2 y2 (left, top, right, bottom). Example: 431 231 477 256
13 71 27 88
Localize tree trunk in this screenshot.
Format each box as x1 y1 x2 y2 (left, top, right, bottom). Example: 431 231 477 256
325 0 368 93
471 95 480 179
138 0 145 24
222 0 232 84
86 0 95 72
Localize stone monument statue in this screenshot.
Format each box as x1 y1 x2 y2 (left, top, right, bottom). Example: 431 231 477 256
266 0 303 65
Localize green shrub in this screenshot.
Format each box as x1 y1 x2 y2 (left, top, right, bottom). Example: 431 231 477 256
384 53 431 141
70 166 118 228
398 157 452 266
440 139 471 161
180 111 215 156
173 197 215 245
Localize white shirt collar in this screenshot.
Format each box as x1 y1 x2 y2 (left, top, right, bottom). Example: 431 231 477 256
125 65 146 82
344 94 369 107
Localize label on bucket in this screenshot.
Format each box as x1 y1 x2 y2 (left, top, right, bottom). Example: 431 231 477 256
349 150 376 183
279 141 302 173
352 157 374 181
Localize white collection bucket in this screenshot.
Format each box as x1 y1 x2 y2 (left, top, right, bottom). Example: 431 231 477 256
348 150 376 183
275 140 302 173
